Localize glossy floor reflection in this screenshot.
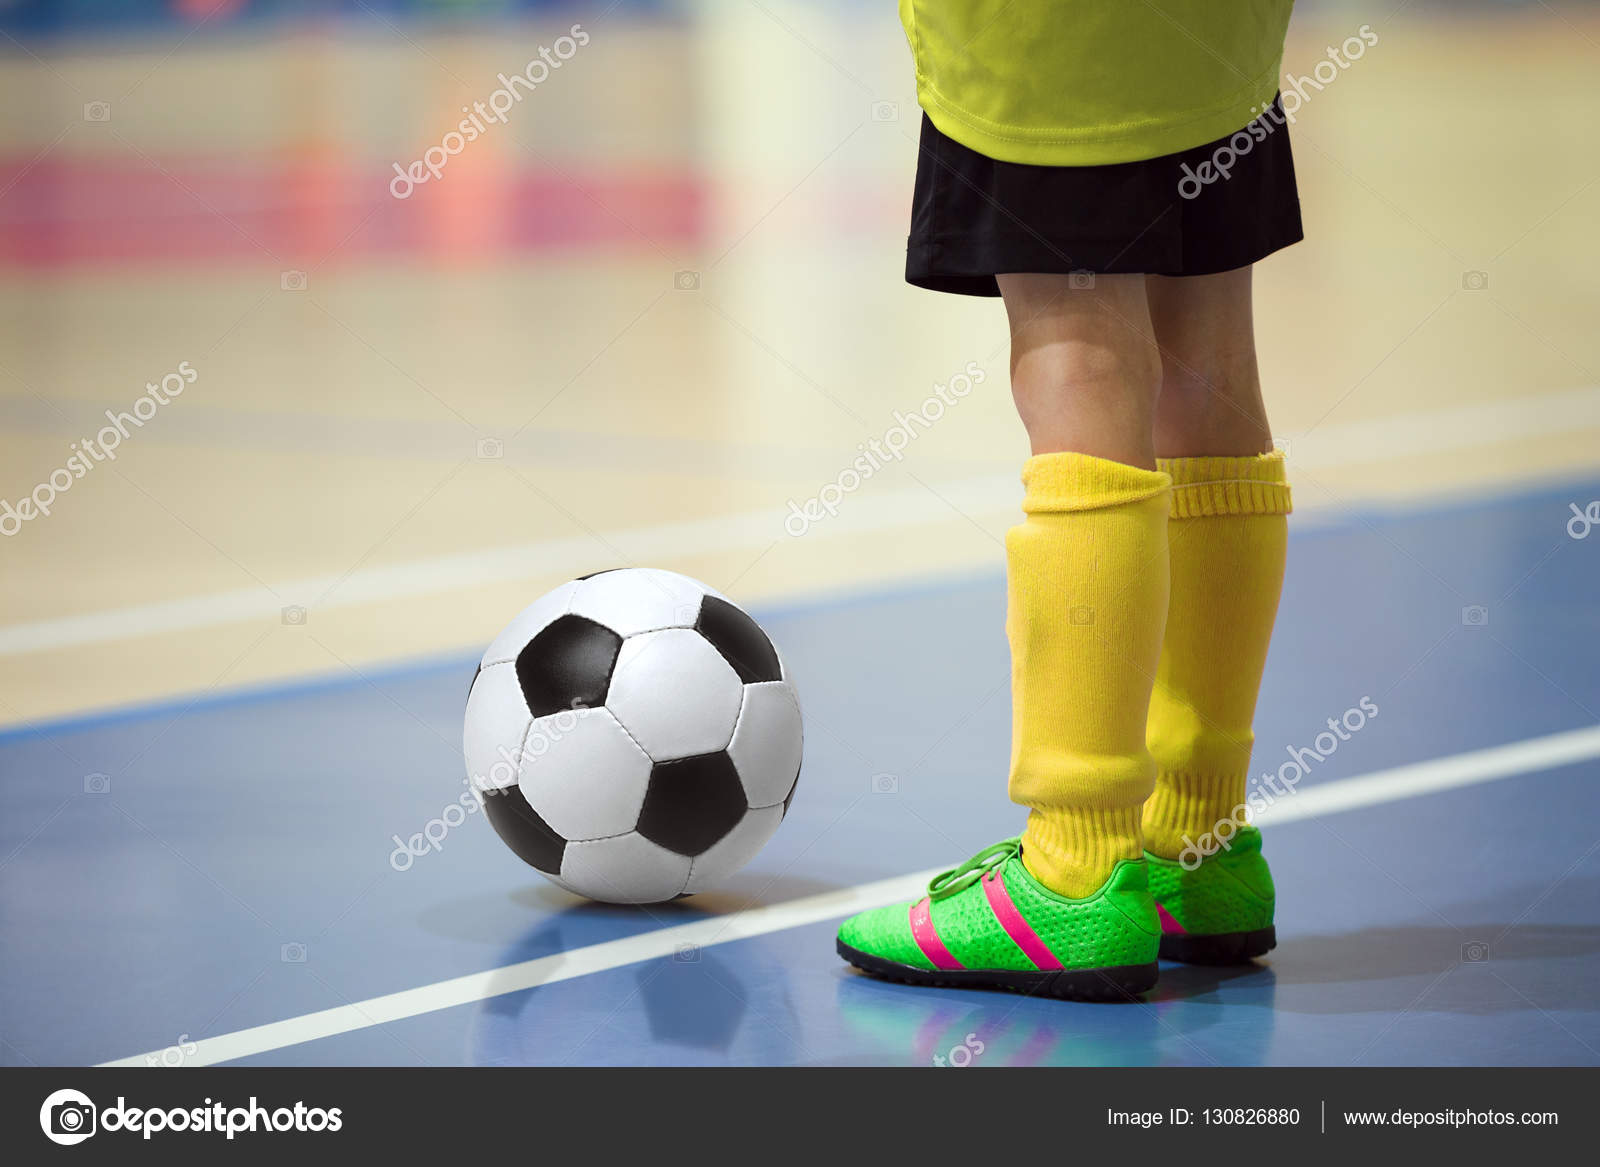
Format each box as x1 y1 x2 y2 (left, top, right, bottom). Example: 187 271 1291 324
3 481 1597 1065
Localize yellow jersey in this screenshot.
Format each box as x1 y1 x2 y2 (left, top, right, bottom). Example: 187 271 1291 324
900 0 1294 165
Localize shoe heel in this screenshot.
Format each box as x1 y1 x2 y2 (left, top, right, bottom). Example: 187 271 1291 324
1046 961 1160 1001
1158 926 1275 965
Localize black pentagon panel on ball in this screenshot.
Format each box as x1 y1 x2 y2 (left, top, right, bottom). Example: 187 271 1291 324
515 614 623 717
480 787 566 874
574 567 622 580
694 595 782 684
638 752 748 856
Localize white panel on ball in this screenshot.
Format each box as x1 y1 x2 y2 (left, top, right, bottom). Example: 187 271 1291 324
480 579 580 666
517 708 653 841
541 871 579 897
605 628 744 759
682 805 784 895
560 832 693 903
568 568 714 637
726 681 803 807
463 662 533 792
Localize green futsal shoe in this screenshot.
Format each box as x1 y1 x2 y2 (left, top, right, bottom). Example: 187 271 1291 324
1146 824 1276 964
835 838 1160 1001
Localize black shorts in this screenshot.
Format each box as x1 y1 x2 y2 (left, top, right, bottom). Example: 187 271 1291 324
906 98 1304 296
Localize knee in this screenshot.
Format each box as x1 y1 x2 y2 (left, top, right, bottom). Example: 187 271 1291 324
1157 342 1258 405
1011 327 1162 408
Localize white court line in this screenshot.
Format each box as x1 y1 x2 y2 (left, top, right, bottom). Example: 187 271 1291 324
96 867 944 1069
7 385 1599 657
1253 725 1600 826
98 722 1600 1067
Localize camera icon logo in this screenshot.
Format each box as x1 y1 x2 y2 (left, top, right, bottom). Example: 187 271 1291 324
1461 604 1489 627
475 436 504 460
83 102 111 123
280 270 308 292
281 941 307 963
1461 941 1490 963
40 1088 97 1146
673 270 700 291
1068 269 1097 290
870 773 899 795
281 605 307 626
674 943 700 963
1461 270 1489 291
871 100 899 122
1271 436 1293 459
1069 605 1096 626
83 773 110 795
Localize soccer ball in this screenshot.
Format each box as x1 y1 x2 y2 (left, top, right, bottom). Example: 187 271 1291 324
463 568 802 903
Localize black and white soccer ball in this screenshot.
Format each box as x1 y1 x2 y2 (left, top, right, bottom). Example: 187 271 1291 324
463 568 802 903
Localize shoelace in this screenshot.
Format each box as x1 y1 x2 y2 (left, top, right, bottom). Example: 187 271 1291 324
927 837 1021 901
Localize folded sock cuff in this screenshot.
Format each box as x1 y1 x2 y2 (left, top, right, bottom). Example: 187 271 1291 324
1158 451 1292 519
1021 452 1171 515
1143 770 1254 860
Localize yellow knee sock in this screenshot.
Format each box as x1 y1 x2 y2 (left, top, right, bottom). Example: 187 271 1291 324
1008 452 1171 898
1143 452 1292 859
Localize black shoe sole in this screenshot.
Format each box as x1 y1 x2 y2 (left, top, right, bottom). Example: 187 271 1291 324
836 940 1158 1001
1158 926 1275 965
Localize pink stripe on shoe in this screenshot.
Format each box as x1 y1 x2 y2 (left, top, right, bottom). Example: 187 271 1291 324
908 897 964 971
981 868 1063 970
1156 903 1187 935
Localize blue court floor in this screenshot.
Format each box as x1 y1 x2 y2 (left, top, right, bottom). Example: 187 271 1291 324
3 480 1598 1066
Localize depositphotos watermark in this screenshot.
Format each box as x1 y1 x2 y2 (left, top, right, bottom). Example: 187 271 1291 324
2 361 197 536
1567 501 1600 539
784 361 987 536
932 1032 986 1067
144 1034 199 1068
390 24 590 199
1178 696 1379 869
389 703 590 870
1179 24 1378 199
39 1089 342 1145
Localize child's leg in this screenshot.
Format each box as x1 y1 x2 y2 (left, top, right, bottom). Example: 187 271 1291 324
1142 267 1292 863
996 273 1171 897
1001 273 1161 468
1148 267 1272 458
834 274 1172 994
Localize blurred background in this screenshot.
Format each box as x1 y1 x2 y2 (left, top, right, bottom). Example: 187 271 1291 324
2 0 1597 728
2 0 1599 1072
